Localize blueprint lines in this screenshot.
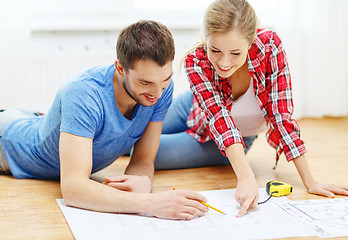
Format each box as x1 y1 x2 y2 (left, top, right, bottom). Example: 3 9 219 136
276 198 348 238
57 189 315 240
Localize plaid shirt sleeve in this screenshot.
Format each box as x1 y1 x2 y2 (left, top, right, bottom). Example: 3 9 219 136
264 32 306 161
185 51 244 154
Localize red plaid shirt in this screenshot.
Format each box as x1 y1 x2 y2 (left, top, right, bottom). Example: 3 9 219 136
184 29 306 162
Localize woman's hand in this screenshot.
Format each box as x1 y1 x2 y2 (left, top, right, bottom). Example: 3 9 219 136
234 176 259 217
305 180 348 198
103 175 152 193
225 143 259 217
293 155 348 198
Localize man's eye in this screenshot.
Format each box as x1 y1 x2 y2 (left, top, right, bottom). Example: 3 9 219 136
232 53 240 56
211 49 220 53
140 82 150 86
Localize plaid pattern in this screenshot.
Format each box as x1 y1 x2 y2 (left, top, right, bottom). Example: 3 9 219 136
184 29 306 161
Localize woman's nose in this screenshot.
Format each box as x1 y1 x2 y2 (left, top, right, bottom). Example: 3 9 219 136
218 54 231 67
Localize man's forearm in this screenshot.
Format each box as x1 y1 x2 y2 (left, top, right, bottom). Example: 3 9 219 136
61 176 147 214
125 160 155 181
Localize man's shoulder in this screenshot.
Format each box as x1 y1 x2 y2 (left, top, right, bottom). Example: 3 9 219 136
67 64 114 87
59 65 114 95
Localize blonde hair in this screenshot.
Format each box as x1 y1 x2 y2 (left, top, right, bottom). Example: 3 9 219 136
203 0 259 45
181 0 259 68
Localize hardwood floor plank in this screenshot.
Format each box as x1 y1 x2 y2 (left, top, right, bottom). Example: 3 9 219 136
1 117 347 239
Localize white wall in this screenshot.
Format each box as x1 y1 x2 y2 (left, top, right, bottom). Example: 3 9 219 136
1 0 347 117
0 0 206 111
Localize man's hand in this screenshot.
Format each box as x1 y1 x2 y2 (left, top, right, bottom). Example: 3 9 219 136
103 175 152 193
144 189 209 220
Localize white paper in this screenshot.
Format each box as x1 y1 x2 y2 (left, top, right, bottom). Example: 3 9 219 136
57 188 315 240
276 198 348 238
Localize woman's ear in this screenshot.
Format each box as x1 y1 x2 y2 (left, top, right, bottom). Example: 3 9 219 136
114 60 125 77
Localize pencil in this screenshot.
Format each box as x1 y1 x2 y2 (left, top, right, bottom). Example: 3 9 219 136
172 188 226 215
199 201 226 215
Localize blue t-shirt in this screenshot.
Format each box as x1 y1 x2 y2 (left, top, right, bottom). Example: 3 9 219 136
2 64 173 179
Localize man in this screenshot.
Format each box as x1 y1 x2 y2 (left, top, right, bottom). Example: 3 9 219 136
0 20 208 220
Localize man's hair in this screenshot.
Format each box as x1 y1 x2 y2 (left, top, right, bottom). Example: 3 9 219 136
116 20 175 71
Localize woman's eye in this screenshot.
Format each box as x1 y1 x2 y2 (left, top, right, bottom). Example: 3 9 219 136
211 49 220 53
232 53 240 56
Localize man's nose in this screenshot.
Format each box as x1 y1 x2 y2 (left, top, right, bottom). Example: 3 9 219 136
151 85 163 99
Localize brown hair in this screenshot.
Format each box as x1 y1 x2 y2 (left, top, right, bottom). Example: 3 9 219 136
203 0 258 45
116 20 175 71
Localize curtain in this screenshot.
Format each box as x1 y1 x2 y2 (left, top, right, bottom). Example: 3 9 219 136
273 0 348 118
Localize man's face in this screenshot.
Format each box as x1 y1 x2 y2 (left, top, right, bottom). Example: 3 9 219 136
123 60 173 107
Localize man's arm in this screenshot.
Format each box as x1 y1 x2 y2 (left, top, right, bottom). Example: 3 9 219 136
103 121 162 193
59 131 142 212
59 131 208 219
126 121 162 179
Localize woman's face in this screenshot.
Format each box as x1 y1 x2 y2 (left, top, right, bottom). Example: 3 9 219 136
206 30 250 78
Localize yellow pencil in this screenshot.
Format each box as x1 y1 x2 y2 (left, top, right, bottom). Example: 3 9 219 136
172 188 226 215
199 201 226 215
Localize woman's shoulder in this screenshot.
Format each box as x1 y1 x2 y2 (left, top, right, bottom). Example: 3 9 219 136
185 45 212 68
187 45 207 59
254 29 283 47
249 29 284 60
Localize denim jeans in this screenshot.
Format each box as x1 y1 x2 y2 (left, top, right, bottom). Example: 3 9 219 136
0 108 39 173
154 90 258 170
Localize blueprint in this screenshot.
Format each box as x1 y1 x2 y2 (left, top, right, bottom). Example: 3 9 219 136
57 188 315 240
276 198 348 238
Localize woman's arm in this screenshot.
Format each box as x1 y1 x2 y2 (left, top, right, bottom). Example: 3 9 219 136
262 32 348 197
293 154 348 197
185 50 244 152
225 143 259 217
185 50 256 216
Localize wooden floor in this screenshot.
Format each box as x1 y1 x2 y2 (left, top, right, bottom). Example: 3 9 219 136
1 117 347 240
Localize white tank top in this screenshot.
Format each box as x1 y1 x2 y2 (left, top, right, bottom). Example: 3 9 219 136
231 79 267 137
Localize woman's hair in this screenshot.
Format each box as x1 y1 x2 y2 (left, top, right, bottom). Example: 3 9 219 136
181 0 258 68
116 20 175 71
202 0 258 45
203 0 259 45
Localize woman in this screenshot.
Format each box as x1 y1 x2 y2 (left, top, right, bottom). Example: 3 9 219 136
155 0 348 217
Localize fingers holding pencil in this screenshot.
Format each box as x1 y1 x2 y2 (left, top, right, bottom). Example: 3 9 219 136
145 189 209 220
173 188 226 215
199 201 226 215
174 188 209 214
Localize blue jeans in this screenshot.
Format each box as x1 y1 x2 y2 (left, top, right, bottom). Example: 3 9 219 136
0 108 39 174
154 91 258 170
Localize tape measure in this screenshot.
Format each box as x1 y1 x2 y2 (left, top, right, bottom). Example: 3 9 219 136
266 181 292 197
259 181 292 205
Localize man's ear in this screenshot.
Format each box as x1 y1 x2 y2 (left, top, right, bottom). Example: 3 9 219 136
114 60 125 77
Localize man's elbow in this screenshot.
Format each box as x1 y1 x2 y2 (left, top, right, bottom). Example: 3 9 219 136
60 179 83 207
